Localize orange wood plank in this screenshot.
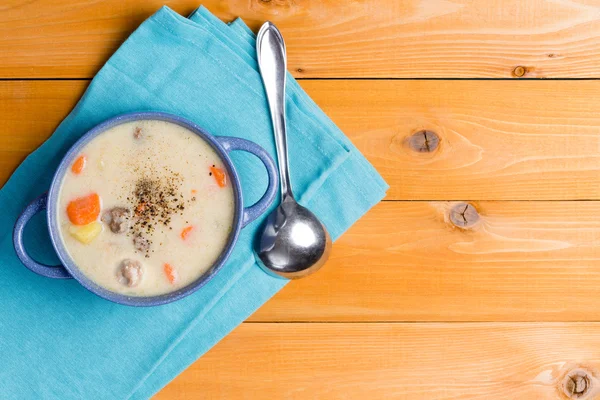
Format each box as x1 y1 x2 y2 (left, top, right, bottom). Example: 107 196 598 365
306 79 600 201
155 322 600 399
3 0 600 78
0 81 84 185
4 80 600 200
252 200 600 322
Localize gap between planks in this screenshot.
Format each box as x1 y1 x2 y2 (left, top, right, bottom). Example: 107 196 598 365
6 78 600 81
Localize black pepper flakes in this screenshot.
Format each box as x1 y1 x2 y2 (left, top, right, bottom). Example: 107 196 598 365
128 173 184 257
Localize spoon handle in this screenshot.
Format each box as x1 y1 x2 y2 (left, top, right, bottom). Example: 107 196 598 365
257 22 294 201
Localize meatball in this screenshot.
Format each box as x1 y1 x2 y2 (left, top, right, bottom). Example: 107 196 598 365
133 234 149 253
117 259 143 287
101 207 130 234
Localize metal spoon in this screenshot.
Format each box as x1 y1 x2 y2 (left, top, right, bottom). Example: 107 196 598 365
255 22 331 279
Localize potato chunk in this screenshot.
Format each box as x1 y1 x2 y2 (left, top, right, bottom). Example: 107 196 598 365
69 221 102 244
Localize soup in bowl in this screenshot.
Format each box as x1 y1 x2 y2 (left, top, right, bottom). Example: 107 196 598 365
13 112 278 306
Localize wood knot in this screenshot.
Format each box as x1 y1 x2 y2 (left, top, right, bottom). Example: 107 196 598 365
512 66 527 77
407 130 439 153
563 369 592 399
449 203 479 229
296 68 304 73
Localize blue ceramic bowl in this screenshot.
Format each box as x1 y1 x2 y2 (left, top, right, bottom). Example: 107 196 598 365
13 112 278 307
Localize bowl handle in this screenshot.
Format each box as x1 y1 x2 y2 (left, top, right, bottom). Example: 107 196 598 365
13 193 72 279
217 137 279 228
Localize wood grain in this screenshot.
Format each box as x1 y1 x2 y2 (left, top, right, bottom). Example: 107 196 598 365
155 322 600 399
309 79 600 200
0 81 84 186
4 80 600 200
251 200 600 322
4 0 600 78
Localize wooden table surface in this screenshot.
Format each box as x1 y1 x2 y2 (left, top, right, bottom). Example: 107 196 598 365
4 1 600 399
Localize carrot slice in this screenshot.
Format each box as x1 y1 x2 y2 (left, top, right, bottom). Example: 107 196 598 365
180 226 193 240
67 193 101 225
163 263 177 284
71 155 86 175
135 202 147 216
191 189 197 195
210 166 227 188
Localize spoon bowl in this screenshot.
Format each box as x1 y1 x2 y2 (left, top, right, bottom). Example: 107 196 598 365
257 197 331 279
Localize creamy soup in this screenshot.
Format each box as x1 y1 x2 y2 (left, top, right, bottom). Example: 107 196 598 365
57 120 235 297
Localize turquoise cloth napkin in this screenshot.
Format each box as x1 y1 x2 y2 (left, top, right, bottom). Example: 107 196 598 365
0 6 388 399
